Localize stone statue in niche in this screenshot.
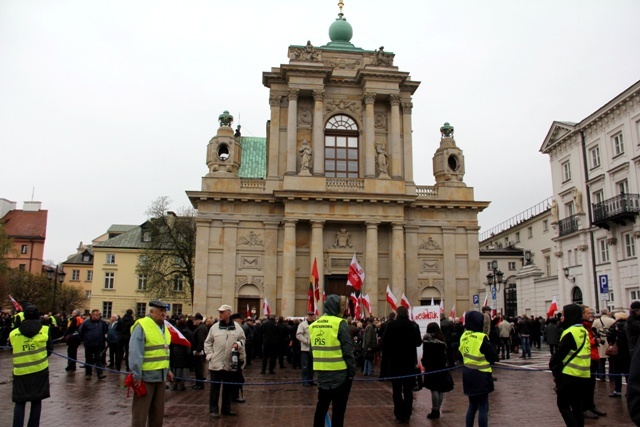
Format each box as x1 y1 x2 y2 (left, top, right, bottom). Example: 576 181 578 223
299 139 312 175
374 112 386 129
291 40 320 62
373 46 394 66
234 125 241 137
573 189 583 214
419 236 441 251
238 231 263 247
550 199 559 223
376 144 389 177
333 228 352 249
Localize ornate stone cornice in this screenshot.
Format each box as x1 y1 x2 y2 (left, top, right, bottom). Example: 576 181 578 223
313 89 325 102
401 101 413 114
577 244 589 252
363 92 376 105
554 251 563 258
269 95 281 107
288 88 300 100
389 94 400 106
607 237 617 246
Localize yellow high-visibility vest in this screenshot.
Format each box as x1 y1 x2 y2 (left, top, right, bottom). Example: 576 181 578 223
310 315 347 371
459 330 492 373
134 317 171 371
561 325 591 378
10 325 50 376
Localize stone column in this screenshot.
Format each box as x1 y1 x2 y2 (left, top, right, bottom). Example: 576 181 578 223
555 247 567 307
404 225 419 306
363 92 376 178
466 227 481 313
312 89 325 175
401 101 414 183
442 227 456 310
268 95 281 179
221 220 239 307
365 222 379 315
193 218 211 315
286 88 299 175
608 237 623 310
389 94 402 179
390 223 405 296
263 221 279 314
281 219 297 316
310 220 325 314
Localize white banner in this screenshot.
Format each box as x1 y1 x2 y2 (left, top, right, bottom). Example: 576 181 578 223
412 305 440 369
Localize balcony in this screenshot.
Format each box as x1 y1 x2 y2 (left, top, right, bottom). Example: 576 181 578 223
558 215 580 236
592 193 640 230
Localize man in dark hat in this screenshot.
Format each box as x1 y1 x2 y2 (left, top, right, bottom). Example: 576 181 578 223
129 300 174 427
191 312 208 390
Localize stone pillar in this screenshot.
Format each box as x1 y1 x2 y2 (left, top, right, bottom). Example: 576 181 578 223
221 220 239 307
281 219 297 316
365 222 379 315
404 225 419 306
401 101 414 183
578 240 595 309
389 94 402 179
363 92 376 178
268 95 281 179
286 88 299 175
442 227 456 310
310 220 325 314
193 218 211 315
555 247 567 307
263 221 279 314
312 90 325 175
465 226 481 313
390 223 405 296
608 237 623 310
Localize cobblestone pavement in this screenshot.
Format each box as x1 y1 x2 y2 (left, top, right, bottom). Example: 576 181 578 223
0 343 634 426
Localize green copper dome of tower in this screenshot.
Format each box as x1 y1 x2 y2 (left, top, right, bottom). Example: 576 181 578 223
329 13 353 43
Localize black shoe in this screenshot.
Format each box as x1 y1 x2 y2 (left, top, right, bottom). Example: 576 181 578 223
592 407 607 416
609 391 622 398
221 411 237 416
107 364 114 369
268 371 275 374
427 409 441 419
232 398 246 403
210 408 220 418
66 366 76 371
191 385 204 390
97 374 107 380
395 418 408 424
260 371 266 374
85 375 92 380
583 410 599 419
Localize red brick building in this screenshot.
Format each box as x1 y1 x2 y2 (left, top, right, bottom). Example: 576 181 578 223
0 199 47 273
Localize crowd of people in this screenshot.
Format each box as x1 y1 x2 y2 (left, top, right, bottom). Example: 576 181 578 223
5 297 640 427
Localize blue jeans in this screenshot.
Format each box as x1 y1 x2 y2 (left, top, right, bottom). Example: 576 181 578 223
521 335 531 358
363 358 374 375
466 394 488 427
300 351 314 384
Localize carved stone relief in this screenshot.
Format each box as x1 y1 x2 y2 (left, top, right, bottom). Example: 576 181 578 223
419 258 440 273
332 228 353 248
234 276 264 293
238 255 262 270
238 231 264 246
324 58 360 69
419 236 441 251
298 108 312 127
324 99 361 116
290 41 321 62
374 112 386 129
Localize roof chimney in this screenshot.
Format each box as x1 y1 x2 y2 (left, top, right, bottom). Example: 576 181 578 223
0 198 17 218
23 201 42 212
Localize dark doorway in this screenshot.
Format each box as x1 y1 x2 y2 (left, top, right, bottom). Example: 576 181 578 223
419 299 441 306
325 275 350 297
504 283 517 318
571 287 583 304
237 297 260 318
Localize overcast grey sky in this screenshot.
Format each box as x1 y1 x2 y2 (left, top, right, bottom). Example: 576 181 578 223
2 0 639 264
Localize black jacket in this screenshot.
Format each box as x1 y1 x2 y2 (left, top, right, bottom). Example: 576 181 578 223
79 318 107 348
12 319 52 403
380 316 422 378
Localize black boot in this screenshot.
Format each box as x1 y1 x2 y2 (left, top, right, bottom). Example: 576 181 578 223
427 409 440 419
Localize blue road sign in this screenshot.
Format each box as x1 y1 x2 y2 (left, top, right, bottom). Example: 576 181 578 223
599 275 609 294
473 294 479 305
166 303 171 311
491 286 497 299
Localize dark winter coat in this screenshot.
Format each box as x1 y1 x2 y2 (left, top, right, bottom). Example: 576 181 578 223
192 322 209 353
170 326 193 369
607 319 630 371
461 311 498 397
421 335 453 392
11 319 53 403
544 321 561 346
79 318 107 348
380 316 422 378
626 311 640 355
627 341 640 425
116 313 135 341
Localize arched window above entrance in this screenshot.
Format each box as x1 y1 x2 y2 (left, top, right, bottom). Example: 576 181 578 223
571 286 583 304
325 114 359 178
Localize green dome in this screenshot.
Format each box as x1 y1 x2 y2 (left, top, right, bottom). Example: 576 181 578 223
329 13 353 43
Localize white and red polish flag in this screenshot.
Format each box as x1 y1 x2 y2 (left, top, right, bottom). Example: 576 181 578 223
263 298 271 316
482 293 489 308
430 297 435 306
461 311 466 325
547 296 559 318
164 320 191 348
386 285 398 311
450 304 456 319
246 303 251 319
346 254 364 291
400 293 414 320
9 295 23 312
361 294 372 316
349 293 361 319
439 300 445 315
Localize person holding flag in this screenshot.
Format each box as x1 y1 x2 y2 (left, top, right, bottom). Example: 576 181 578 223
169 316 193 391
346 253 364 291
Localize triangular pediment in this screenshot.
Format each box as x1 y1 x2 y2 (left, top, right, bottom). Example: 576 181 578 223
539 121 577 153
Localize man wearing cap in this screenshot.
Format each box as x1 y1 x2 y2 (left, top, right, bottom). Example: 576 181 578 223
129 300 174 427
204 304 246 418
297 311 316 386
191 313 208 390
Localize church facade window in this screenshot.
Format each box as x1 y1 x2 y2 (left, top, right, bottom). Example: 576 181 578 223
324 114 359 178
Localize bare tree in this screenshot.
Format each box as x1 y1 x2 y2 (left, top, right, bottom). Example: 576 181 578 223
55 284 88 314
136 196 196 305
6 269 51 311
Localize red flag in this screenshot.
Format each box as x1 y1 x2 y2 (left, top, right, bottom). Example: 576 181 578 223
439 300 444 315
461 311 466 325
450 304 456 319
361 294 371 316
349 293 358 319
9 295 23 312
386 285 398 311
308 259 319 313
246 303 251 319
322 290 327 302
547 296 559 318
400 293 411 309
263 298 271 316
482 293 489 308
346 254 364 291
164 320 191 348
312 258 320 302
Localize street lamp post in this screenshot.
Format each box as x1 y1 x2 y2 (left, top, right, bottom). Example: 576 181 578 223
486 260 504 314
47 265 66 314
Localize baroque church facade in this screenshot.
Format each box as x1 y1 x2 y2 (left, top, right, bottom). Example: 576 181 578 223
188 9 488 317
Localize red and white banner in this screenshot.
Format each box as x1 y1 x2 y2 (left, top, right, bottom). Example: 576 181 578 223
439 300 444 316
346 254 364 291
349 293 361 319
449 304 456 319
9 295 23 312
547 296 559 318
482 293 489 308
400 293 411 310
386 285 398 311
461 311 466 325
246 303 251 319
164 320 191 348
361 294 371 316
263 298 271 316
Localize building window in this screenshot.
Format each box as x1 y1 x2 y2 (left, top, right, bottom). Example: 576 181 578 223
71 270 80 281
104 272 115 289
102 301 112 318
618 179 629 195
527 227 533 238
515 232 520 243
173 275 184 292
106 254 116 264
508 261 516 271
631 288 640 301
567 250 573 267
593 190 604 205
543 220 549 232
19 264 26 271
324 114 359 178
138 274 147 290
87 270 93 281
173 304 183 315
487 262 492 271
136 302 146 318
565 201 575 217
624 232 636 258
562 161 571 182
86 290 91 299
545 256 551 277
612 132 624 156
598 239 610 263
21 245 28 254
589 146 601 168
142 231 152 242
82 254 91 262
